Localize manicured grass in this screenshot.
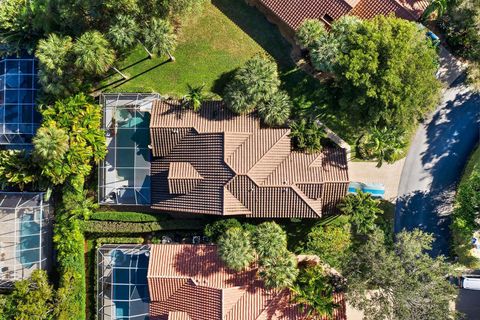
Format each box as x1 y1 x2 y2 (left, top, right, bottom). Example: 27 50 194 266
460 145 480 185
100 0 290 97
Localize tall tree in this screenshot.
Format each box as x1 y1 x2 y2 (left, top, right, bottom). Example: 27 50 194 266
73 31 116 75
223 54 281 114
252 221 288 261
345 229 457 320
217 227 255 271
107 14 139 52
142 18 177 60
339 191 383 236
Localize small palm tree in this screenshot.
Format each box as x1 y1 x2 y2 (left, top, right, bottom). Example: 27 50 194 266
252 222 288 261
73 31 116 75
291 266 339 318
33 124 69 163
339 191 383 236
258 90 292 127
422 0 448 20
184 84 205 112
357 127 406 167
290 119 326 153
217 227 255 272
296 19 326 49
142 18 177 61
259 250 299 289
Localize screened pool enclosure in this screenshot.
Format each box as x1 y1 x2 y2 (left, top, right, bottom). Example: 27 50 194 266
97 244 150 320
0 56 40 148
0 192 51 288
98 93 159 206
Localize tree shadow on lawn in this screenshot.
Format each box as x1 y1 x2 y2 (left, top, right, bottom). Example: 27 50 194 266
212 0 293 68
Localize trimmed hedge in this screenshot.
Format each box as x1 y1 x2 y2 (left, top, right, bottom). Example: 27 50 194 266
90 211 164 222
81 219 206 234
95 237 145 247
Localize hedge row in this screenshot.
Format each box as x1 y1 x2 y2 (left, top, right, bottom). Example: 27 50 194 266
81 219 206 234
90 211 164 222
95 237 145 247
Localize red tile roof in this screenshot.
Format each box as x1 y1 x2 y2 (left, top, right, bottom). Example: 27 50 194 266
255 0 428 31
149 100 349 218
147 244 346 320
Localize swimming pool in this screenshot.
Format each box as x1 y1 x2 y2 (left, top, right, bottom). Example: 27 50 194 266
111 249 150 320
17 213 41 268
348 182 385 198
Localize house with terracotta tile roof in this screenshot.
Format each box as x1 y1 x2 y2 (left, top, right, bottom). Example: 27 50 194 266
149 100 349 218
248 0 429 41
147 244 347 320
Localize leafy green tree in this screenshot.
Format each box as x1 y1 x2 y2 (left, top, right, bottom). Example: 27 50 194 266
289 119 325 153
204 218 242 242
296 19 326 49
107 14 139 52
0 270 55 319
223 54 281 114
422 0 448 20
333 16 441 133
357 127 407 167
305 221 352 269
142 18 177 60
291 265 339 318
0 150 39 191
339 191 383 236
73 31 116 75
259 249 299 289
184 84 206 112
345 228 457 320
252 221 288 261
257 90 292 127
217 227 256 271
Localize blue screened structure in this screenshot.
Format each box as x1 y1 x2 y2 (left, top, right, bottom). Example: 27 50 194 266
0 56 40 148
0 192 51 288
99 93 159 205
97 244 150 320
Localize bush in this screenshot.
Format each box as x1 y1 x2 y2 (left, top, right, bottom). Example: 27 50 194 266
204 218 242 242
289 119 326 154
90 211 164 222
82 220 205 234
296 19 326 50
95 237 145 247
257 90 292 127
252 221 288 261
259 249 299 289
223 54 281 114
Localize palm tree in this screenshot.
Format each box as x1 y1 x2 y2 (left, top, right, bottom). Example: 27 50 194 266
33 125 69 163
217 227 255 271
422 0 448 20
259 249 299 289
296 19 326 49
73 31 116 75
357 127 406 167
339 191 383 236
289 119 326 154
107 14 139 53
252 222 288 261
184 84 206 112
291 265 339 318
258 90 292 127
141 18 177 61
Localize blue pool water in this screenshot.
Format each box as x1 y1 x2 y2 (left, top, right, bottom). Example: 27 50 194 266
348 182 385 198
111 250 150 320
17 213 41 268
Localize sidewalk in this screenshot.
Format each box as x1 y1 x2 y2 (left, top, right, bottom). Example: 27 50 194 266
437 46 466 88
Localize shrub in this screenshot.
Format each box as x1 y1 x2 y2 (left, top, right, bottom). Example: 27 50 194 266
0 150 41 191
296 19 326 49
252 221 288 261
259 249 299 289
204 218 242 242
339 191 383 236
356 127 407 167
81 220 205 234
223 54 281 114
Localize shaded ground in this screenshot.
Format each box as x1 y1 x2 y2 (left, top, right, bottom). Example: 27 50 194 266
395 76 480 257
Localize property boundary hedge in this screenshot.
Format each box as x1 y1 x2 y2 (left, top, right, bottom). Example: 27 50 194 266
81 219 206 234
90 211 164 222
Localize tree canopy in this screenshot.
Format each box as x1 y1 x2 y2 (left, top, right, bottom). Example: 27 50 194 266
217 226 256 271
345 228 457 320
339 191 383 235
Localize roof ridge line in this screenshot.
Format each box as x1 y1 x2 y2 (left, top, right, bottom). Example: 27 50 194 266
290 185 322 218
224 132 253 170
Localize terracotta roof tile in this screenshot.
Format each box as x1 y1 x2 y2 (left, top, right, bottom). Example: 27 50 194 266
150 100 349 218
147 244 347 320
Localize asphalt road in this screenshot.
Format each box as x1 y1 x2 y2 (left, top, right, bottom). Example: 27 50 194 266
395 76 480 257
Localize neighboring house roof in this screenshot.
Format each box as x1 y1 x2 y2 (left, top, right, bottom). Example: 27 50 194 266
256 0 428 31
147 244 346 320
149 100 349 218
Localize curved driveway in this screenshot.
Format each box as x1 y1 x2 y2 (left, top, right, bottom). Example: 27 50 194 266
395 76 480 257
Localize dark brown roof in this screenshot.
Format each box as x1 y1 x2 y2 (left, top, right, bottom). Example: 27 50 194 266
150 100 349 218
256 0 428 31
147 244 347 320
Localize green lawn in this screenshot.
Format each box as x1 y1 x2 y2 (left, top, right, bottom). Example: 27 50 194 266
100 0 291 97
